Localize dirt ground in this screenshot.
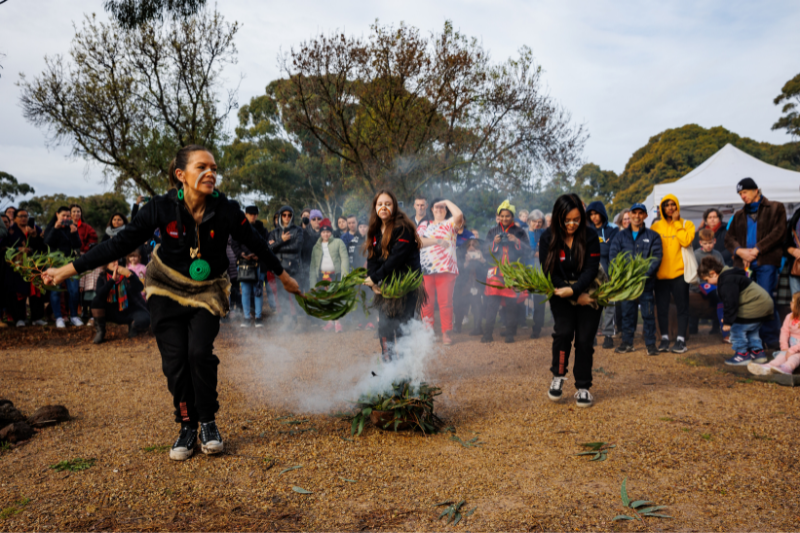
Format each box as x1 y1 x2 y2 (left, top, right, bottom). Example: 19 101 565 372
1 314 799 532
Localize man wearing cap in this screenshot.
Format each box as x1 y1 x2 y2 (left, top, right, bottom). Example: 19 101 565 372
609 203 663 355
725 178 786 348
300 209 324 293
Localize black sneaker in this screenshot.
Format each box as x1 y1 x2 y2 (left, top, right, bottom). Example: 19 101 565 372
602 336 615 349
199 421 224 455
504 335 515 344
170 425 198 461
530 330 540 339
646 344 659 356
671 340 687 353
254 317 264 329
575 389 594 408
240 319 252 328
657 339 670 352
480 335 493 343
548 376 566 401
615 342 634 353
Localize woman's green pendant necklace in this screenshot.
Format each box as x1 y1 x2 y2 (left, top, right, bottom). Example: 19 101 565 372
187 205 210 281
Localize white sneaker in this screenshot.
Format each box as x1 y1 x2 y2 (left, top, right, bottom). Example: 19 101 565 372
32 319 48 326
70 317 84 327
15 320 26 327
747 361 772 376
56 318 66 328
548 376 566 401
575 389 594 408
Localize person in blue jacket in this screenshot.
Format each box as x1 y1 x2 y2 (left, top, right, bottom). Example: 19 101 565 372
586 200 619 349
609 203 663 355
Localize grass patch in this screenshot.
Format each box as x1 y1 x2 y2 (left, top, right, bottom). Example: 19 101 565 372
658 417 674 422
0 498 30 520
49 458 96 472
678 355 715 367
700 433 712 441
0 442 11 452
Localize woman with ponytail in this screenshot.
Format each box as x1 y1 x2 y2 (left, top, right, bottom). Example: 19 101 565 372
538 194 603 408
363 190 424 361
43 145 301 461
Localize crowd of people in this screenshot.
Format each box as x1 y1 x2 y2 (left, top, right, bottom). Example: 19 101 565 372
1 142 795 461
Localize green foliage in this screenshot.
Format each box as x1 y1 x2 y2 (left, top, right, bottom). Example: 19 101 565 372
608 124 800 215
0 498 30 520
49 458 96 472
294 268 368 321
5 247 84 292
104 0 207 29
379 268 424 299
141 445 170 453
19 192 129 237
0 172 35 202
451 435 483 448
575 441 615 462
434 500 476 526
574 163 618 205
612 478 672 521
482 255 555 299
773 72 800 139
590 252 656 307
343 381 443 436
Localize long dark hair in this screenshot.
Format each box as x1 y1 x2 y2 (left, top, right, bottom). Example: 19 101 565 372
366 190 421 260
167 144 211 189
107 212 129 228
543 194 587 274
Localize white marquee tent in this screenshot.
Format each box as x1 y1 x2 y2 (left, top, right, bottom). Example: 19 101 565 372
642 143 800 226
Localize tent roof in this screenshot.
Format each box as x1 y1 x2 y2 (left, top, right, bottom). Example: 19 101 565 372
651 143 800 208
642 143 800 225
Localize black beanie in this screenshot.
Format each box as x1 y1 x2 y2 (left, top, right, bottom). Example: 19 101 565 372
736 177 758 192
245 205 259 215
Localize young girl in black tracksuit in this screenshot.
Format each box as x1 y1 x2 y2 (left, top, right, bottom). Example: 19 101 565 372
538 194 602 408
364 190 423 362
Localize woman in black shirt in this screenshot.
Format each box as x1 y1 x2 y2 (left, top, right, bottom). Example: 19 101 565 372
538 194 602 408
364 190 423 361
44 145 301 461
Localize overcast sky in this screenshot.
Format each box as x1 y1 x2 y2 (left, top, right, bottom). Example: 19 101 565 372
1 0 798 203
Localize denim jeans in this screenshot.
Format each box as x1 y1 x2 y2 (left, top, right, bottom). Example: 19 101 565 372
790 275 800 296
729 321 763 354
621 289 656 346
241 268 263 319
750 264 780 346
50 278 81 319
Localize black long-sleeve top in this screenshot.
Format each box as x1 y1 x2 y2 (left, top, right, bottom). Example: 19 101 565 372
44 222 82 256
367 226 421 285
539 226 601 301
74 189 284 279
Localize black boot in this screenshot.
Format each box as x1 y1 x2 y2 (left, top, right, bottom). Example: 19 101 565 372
128 323 139 338
93 316 106 344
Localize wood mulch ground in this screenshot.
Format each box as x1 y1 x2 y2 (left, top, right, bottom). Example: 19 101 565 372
1 316 799 531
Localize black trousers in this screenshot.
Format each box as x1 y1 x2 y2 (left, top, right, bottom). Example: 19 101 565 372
550 297 603 390
655 276 690 339
91 297 151 331
378 293 417 360
229 279 242 313
482 295 520 337
531 294 546 335
454 291 482 332
10 293 45 322
149 295 221 424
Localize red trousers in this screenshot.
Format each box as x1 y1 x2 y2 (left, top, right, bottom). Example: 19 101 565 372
421 272 457 333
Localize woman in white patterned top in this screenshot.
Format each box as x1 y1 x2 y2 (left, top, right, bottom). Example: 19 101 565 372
416 198 463 345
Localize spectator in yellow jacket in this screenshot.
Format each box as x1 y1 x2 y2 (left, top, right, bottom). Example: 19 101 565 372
651 194 695 354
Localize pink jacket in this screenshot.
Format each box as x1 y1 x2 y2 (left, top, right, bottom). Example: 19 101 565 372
780 314 800 354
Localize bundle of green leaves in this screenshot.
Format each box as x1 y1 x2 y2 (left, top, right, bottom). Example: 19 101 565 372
482 255 555 299
379 268 424 299
294 267 369 321
344 381 443 436
5 247 81 292
590 252 655 307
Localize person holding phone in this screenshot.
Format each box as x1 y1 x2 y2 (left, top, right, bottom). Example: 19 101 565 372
44 206 84 328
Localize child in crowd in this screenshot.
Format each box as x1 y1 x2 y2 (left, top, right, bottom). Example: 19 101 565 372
748 292 800 376
126 249 147 298
697 256 774 366
690 228 726 337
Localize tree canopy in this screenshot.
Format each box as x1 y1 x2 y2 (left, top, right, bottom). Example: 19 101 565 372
277 20 586 202
0 171 35 203
104 0 207 29
773 72 800 139
18 9 238 196
607 124 800 215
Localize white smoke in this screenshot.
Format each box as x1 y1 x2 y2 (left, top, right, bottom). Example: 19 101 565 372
225 318 438 414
